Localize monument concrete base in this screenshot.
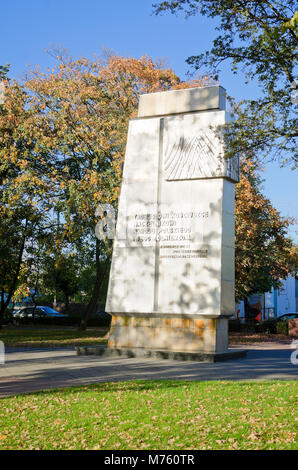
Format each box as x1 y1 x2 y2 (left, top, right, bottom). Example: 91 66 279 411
107 314 230 354
77 314 247 362
76 345 246 362
75 313 244 361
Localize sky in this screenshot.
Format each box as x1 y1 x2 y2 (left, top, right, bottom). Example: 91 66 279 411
1 0 297 241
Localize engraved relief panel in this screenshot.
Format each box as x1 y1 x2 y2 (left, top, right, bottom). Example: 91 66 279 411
163 112 239 182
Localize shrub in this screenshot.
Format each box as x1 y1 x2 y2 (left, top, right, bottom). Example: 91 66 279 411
257 320 276 334
276 321 288 336
229 320 257 333
229 320 242 332
240 321 257 333
14 314 111 328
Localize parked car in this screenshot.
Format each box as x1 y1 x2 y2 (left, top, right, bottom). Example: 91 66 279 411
89 309 112 326
93 309 111 319
256 313 298 333
13 306 68 322
275 313 298 321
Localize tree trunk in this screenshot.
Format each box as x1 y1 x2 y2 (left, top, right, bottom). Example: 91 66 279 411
79 241 110 331
244 297 249 321
65 294 69 312
0 221 28 328
0 290 5 330
31 291 38 324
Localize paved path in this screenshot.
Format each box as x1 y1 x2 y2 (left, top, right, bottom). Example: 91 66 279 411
0 344 297 398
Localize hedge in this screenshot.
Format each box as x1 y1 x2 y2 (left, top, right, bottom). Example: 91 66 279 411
276 321 288 336
12 315 111 328
228 319 257 333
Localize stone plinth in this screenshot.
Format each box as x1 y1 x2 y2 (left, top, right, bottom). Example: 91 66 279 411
108 315 228 353
138 85 226 118
105 86 240 361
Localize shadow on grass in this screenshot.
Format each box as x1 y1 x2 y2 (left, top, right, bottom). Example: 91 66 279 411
3 376 294 403
0 378 267 400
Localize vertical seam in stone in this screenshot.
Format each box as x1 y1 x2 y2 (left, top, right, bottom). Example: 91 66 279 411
153 118 164 312
219 179 224 322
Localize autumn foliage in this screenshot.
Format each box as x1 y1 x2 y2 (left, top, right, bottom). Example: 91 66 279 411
0 53 212 326
0 52 296 326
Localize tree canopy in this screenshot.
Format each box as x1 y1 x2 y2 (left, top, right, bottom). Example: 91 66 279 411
0 51 296 327
235 160 297 301
0 52 210 327
154 0 298 167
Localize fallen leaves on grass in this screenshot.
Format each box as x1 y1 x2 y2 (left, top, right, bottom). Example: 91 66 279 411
0 381 297 450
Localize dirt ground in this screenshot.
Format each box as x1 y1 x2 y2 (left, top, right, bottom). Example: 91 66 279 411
229 331 298 344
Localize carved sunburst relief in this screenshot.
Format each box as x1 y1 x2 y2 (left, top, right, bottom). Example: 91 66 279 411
163 127 239 182
163 129 223 180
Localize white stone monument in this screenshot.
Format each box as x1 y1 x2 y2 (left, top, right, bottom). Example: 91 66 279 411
104 86 244 361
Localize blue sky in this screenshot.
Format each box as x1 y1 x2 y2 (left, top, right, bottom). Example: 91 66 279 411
1 0 297 241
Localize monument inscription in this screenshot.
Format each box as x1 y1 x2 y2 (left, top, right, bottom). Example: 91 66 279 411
130 210 208 243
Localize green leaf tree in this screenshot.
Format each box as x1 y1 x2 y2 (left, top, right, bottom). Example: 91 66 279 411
235 159 297 307
154 0 298 166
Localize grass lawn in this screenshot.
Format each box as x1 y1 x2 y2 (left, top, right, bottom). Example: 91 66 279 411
0 380 297 450
0 327 108 347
